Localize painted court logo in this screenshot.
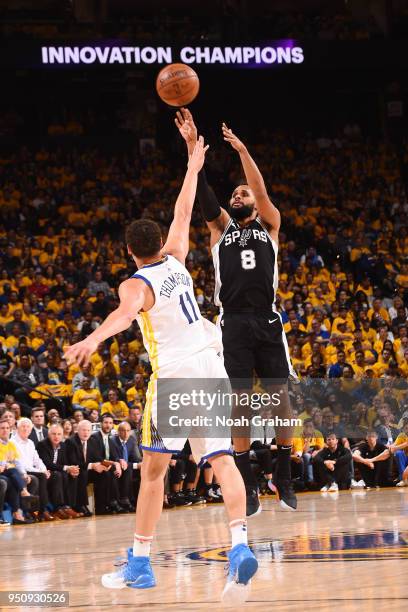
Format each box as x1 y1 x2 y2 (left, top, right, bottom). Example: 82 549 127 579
184 530 408 564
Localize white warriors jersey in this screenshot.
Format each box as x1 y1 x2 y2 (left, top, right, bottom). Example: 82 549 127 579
132 255 221 374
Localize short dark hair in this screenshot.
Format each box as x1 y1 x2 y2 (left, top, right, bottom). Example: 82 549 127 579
31 407 44 416
101 413 114 422
126 219 162 258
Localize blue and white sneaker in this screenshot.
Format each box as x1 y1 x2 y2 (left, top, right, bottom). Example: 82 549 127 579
101 548 156 589
221 543 258 605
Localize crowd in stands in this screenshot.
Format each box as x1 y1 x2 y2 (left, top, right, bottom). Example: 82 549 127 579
0 4 388 42
0 116 408 524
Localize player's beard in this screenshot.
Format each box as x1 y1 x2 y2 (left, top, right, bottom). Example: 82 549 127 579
228 203 254 220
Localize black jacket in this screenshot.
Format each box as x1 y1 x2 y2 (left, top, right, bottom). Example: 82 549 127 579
314 445 352 467
111 435 141 464
64 433 102 468
90 430 120 462
29 426 49 448
37 438 68 471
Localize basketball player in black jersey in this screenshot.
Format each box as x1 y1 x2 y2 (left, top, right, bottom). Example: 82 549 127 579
176 108 297 516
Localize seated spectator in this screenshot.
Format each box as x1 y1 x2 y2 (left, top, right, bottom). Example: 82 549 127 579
46 408 61 425
126 373 146 406
91 413 126 512
389 420 408 487
352 431 392 488
77 312 100 340
0 473 10 525
88 409 101 431
72 377 102 412
8 354 43 415
0 340 15 377
313 432 353 492
292 418 324 487
12 417 54 521
97 353 120 396
63 420 101 515
250 440 276 490
72 363 99 393
0 419 38 524
101 389 129 420
320 407 348 445
1 409 17 436
375 412 400 446
29 406 48 446
36 424 84 519
328 350 350 378
87 271 112 298
112 420 143 510
62 419 73 440
73 409 85 423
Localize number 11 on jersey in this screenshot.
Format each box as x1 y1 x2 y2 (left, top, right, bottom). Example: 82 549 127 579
179 291 199 324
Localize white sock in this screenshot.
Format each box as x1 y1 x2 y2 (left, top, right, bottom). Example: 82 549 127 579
230 519 248 548
133 534 153 557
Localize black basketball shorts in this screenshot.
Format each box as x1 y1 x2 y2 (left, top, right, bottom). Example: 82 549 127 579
219 311 292 384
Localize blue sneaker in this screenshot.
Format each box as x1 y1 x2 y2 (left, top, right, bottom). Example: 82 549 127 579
101 548 156 589
221 543 258 604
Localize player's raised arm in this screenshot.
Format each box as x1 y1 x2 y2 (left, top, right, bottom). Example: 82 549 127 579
175 108 230 241
64 278 148 367
162 136 208 263
222 123 281 234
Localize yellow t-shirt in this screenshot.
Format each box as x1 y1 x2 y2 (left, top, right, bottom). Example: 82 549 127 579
126 386 144 405
394 433 408 456
101 400 129 420
72 388 103 411
367 307 390 323
0 439 20 466
293 430 325 455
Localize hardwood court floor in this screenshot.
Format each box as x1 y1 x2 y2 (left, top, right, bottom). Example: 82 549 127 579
2 488 408 611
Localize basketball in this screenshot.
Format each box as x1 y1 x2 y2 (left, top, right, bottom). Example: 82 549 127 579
155 63 199 107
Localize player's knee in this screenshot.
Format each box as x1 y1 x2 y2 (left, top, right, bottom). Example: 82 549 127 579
141 455 169 481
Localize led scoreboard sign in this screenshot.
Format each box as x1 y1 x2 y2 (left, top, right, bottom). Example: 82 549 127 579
41 45 305 66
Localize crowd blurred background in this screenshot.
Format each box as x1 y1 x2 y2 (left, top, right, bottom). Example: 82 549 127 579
1 0 408 525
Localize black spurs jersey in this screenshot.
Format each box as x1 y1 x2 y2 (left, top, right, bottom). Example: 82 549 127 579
212 217 278 311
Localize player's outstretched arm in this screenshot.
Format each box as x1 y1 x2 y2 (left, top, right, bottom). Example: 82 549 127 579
64 279 147 367
175 108 229 242
222 123 281 234
162 136 208 263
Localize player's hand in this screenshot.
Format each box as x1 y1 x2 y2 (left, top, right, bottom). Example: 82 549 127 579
222 123 247 153
188 136 209 173
64 338 98 367
368 461 375 469
175 107 197 147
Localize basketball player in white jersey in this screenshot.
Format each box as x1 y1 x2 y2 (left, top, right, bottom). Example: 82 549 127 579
64 137 258 603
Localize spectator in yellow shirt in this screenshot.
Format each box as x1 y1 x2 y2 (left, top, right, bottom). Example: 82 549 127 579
389 421 408 486
72 377 103 412
101 389 129 421
293 418 324 487
126 373 146 406
368 299 391 324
